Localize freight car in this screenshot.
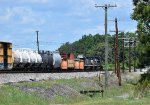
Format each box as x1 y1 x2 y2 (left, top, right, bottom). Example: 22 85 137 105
0 42 13 70
0 41 103 72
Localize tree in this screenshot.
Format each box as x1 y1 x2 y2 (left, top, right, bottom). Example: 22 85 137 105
131 0 150 67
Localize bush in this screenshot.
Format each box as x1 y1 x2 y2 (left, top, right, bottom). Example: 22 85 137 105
134 73 150 98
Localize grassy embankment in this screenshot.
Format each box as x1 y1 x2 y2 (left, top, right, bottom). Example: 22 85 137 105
0 74 150 105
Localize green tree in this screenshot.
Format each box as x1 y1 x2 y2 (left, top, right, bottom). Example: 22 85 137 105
58 32 137 66
131 0 150 67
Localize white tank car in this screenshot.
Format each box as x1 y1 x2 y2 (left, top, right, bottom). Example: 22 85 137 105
32 50 42 63
52 51 61 69
13 50 22 63
24 49 37 63
13 48 42 64
14 49 30 63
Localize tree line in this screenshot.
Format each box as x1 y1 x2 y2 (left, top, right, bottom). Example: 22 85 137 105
58 32 138 68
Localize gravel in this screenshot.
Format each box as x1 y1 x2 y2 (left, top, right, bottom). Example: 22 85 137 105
13 84 79 99
0 71 102 84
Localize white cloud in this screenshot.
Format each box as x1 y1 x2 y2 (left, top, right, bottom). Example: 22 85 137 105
66 0 97 16
20 0 49 4
0 8 12 22
0 6 45 25
73 25 105 35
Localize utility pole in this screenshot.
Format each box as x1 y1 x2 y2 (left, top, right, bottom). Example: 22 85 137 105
36 31 40 53
95 4 117 89
122 32 125 73
115 18 121 86
129 38 131 72
123 37 139 72
110 19 122 86
114 36 117 74
134 39 136 72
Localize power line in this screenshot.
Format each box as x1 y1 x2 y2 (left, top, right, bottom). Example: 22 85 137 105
95 4 117 89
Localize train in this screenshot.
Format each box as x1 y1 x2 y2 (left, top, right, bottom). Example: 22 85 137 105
0 41 103 72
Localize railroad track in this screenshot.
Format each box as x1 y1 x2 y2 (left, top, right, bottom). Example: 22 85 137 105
0 69 102 74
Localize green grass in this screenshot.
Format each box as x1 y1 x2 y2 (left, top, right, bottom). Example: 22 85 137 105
0 85 49 105
0 76 150 105
71 97 150 105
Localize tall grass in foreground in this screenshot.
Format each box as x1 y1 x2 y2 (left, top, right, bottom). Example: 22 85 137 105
0 85 49 105
134 73 150 98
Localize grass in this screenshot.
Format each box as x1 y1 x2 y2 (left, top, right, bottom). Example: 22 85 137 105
0 76 150 105
0 85 49 105
72 97 150 105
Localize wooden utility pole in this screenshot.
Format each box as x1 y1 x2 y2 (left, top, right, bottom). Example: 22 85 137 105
129 38 131 72
122 32 125 73
123 37 139 72
134 39 136 72
114 36 117 74
95 4 117 89
115 18 121 86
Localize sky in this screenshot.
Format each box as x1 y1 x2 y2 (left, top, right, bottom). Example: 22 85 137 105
0 0 137 51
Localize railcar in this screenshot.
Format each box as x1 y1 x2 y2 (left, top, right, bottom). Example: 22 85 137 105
0 42 13 70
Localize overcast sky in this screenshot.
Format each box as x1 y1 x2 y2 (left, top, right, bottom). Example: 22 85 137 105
0 0 137 51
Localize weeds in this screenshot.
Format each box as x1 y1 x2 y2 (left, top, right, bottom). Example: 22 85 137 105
134 73 150 98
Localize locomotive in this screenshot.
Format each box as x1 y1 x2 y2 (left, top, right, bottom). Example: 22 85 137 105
0 41 102 72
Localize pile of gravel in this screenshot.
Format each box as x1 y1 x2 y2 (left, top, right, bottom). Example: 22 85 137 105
14 84 80 99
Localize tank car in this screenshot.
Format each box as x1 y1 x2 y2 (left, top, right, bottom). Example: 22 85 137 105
39 51 62 71
13 48 43 70
52 51 61 69
39 51 53 71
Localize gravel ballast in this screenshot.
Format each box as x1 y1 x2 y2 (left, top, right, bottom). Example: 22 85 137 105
0 72 101 84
